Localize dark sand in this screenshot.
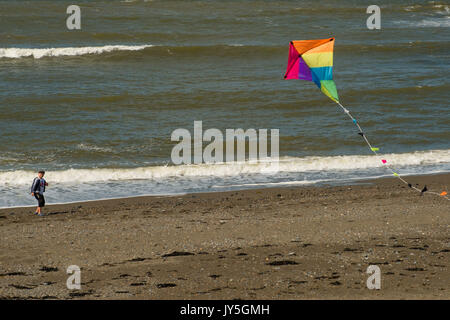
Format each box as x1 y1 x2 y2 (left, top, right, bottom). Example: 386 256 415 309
0 174 449 299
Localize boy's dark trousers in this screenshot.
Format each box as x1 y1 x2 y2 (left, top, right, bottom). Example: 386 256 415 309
34 193 45 207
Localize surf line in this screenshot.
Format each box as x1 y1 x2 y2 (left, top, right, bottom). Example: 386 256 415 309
335 101 449 201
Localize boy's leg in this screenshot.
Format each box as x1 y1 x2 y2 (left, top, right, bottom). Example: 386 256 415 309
34 194 44 215
39 195 45 215
34 194 39 214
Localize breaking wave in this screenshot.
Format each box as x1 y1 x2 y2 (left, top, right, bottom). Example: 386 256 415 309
1 149 449 186
1 42 448 61
0 44 153 59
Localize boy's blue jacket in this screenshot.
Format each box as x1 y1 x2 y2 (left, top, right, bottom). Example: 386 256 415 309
31 177 45 194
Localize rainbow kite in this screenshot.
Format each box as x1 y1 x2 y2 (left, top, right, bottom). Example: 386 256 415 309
284 37 448 200
285 37 338 102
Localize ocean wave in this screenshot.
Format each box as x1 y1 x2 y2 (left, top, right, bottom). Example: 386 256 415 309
0 44 278 59
417 18 450 28
76 143 113 153
0 44 153 59
1 42 448 61
1 149 449 185
403 3 449 13
394 17 450 28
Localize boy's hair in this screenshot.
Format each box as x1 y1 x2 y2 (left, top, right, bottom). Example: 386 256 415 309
38 170 45 174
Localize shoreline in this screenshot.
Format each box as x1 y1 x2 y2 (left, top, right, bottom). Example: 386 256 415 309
1 171 448 212
0 172 448 299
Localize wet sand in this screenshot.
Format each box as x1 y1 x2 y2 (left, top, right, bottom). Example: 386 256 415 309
0 173 449 299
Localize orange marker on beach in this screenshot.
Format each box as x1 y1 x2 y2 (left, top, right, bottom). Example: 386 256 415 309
440 191 447 196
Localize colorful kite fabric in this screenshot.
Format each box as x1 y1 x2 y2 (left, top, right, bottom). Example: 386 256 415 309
284 37 448 200
284 37 338 102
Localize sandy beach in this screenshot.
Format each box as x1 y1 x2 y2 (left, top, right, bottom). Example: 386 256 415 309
0 173 449 300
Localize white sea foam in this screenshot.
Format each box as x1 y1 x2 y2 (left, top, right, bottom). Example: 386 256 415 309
395 17 450 28
404 4 449 14
417 18 450 27
77 143 113 153
0 44 153 59
404 5 421 12
1 149 449 186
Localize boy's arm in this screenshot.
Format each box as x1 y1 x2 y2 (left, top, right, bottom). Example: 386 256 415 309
31 178 39 194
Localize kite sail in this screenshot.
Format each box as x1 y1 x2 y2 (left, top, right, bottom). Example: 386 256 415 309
284 37 338 102
284 37 448 200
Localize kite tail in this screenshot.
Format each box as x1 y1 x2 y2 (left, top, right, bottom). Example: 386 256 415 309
335 101 449 201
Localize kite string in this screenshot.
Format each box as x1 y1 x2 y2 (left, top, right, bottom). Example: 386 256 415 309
335 101 449 201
